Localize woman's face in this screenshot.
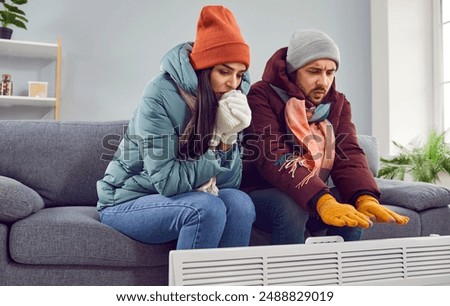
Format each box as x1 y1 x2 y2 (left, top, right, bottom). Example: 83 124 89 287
210 62 247 99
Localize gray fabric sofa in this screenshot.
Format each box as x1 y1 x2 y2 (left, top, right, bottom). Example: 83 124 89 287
1 120 450 286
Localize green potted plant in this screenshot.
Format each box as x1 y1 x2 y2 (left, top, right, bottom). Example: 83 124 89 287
0 0 28 40
378 129 450 184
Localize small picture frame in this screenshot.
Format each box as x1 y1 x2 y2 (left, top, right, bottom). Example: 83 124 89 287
28 81 48 98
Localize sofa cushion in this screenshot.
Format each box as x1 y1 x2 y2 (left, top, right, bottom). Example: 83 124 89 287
419 205 450 236
376 178 450 211
0 121 128 207
360 204 421 240
0 176 45 223
9 206 176 267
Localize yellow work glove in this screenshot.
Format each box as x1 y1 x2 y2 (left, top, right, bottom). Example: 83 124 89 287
316 194 373 228
355 195 409 225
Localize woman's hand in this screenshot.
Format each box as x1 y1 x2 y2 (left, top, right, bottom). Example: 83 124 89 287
213 90 251 145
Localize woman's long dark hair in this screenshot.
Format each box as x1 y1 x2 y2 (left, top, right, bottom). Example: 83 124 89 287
180 68 218 159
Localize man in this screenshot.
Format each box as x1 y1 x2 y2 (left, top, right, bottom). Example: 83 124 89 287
241 29 409 244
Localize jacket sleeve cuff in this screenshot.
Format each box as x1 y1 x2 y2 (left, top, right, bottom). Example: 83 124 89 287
308 189 331 212
349 190 379 206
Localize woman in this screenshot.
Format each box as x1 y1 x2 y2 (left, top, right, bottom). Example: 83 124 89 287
97 6 255 249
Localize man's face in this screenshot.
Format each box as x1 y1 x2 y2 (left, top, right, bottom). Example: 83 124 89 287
294 59 336 105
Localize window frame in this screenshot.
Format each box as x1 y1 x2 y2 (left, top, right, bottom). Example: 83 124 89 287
437 0 450 133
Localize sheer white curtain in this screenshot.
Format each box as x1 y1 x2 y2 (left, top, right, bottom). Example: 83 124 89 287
442 0 450 131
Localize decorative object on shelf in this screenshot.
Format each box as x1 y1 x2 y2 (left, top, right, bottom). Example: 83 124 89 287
378 129 450 183
0 0 28 40
0 73 12 95
28 81 48 98
0 38 61 120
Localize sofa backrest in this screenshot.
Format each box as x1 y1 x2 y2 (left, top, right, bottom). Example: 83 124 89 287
0 120 380 208
357 134 380 176
0 120 128 207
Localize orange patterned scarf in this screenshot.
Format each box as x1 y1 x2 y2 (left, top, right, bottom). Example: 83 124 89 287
281 97 335 187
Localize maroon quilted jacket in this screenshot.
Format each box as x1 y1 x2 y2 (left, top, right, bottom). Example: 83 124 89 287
241 47 380 211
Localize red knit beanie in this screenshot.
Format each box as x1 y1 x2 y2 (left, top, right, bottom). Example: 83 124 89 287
190 5 250 70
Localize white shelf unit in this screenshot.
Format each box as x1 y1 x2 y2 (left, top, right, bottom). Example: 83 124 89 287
0 38 61 120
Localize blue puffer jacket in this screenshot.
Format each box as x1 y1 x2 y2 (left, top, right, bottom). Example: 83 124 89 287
97 42 251 210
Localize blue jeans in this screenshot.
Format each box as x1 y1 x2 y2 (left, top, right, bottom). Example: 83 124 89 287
99 189 255 249
249 188 362 244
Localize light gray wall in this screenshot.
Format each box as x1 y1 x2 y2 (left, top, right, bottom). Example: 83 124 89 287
10 0 372 134
371 0 436 157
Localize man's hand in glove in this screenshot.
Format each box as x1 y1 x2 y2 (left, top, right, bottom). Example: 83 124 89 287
317 194 373 228
356 195 409 224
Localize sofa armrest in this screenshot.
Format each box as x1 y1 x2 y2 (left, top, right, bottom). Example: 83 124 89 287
376 178 450 211
0 176 45 223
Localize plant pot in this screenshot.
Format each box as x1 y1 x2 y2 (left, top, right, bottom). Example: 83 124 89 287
0 27 13 40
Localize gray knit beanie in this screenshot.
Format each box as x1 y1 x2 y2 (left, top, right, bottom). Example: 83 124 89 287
286 29 340 74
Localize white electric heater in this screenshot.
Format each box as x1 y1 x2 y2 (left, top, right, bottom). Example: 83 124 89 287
169 235 450 286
